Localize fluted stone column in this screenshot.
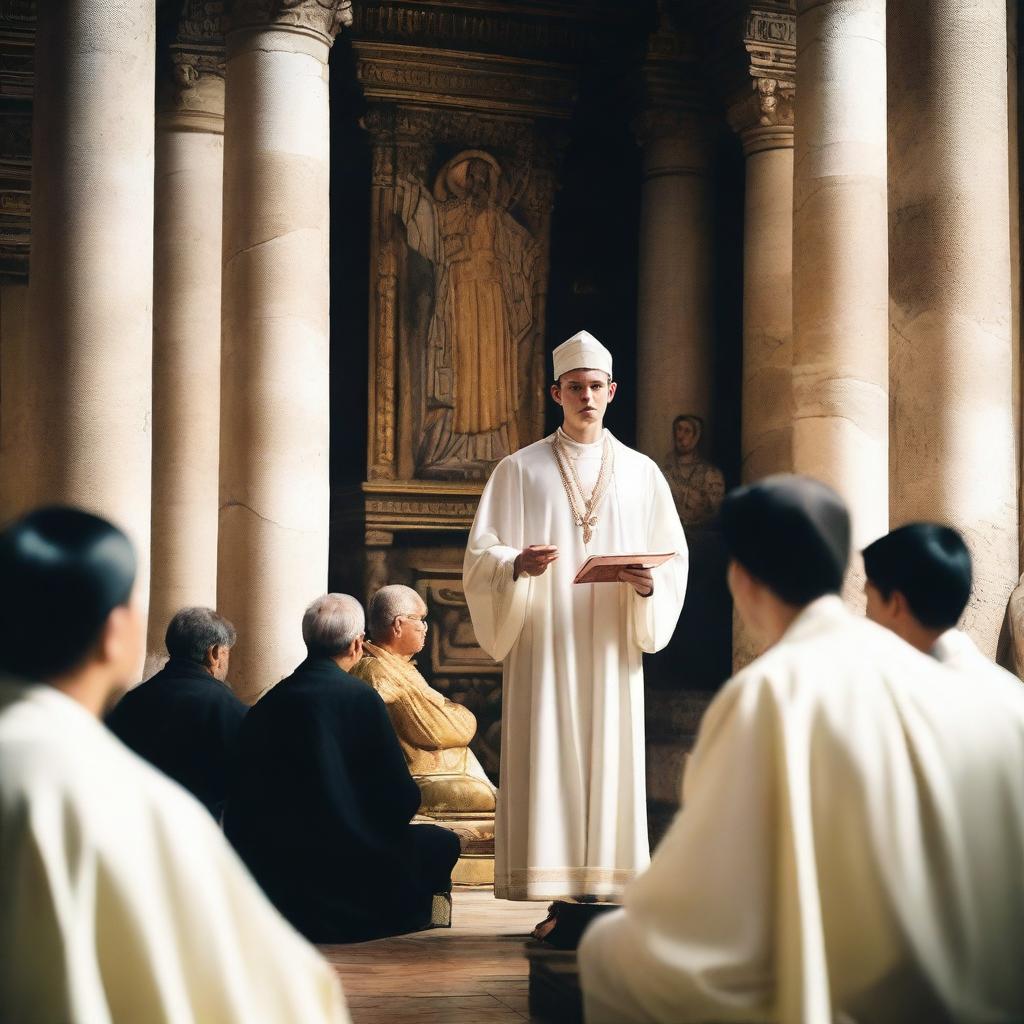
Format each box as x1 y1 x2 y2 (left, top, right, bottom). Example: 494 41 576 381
146 11 226 677
792 0 889 560
889 0 1017 655
219 0 350 702
24 2 155 648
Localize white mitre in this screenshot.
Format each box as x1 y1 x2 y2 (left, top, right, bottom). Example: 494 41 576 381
553 330 613 381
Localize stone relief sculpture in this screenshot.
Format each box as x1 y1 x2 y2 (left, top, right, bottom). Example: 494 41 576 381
662 413 725 527
394 150 540 478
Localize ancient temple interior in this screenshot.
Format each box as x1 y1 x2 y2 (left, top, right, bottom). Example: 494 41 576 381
1 0 1022 1020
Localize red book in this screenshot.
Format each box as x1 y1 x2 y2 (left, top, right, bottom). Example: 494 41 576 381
572 552 676 585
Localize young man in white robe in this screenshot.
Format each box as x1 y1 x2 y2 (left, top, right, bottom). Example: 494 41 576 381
463 329 688 903
578 475 1024 1023
863 521 1024 709
0 507 350 1024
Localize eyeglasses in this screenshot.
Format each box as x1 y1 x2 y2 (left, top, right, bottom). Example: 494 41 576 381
397 615 429 631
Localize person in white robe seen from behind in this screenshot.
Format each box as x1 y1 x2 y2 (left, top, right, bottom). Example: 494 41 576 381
578 475 1024 1023
863 522 1024 711
463 330 688 902
0 507 350 1024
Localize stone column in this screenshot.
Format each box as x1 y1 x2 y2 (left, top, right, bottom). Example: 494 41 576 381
24 1 155 647
727 7 796 668
146 8 226 676
792 0 889 559
889 0 1017 655
728 11 796 486
634 19 714 462
219 0 350 703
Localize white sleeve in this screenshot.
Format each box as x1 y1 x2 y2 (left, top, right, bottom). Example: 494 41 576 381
631 464 688 654
463 457 532 662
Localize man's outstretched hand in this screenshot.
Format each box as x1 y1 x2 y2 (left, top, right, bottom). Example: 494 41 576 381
619 566 654 597
514 545 559 580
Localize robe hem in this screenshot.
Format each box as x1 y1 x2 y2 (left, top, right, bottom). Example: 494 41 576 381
495 867 637 902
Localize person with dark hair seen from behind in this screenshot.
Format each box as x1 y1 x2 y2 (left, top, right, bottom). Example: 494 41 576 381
224 593 461 944
0 507 350 1023
106 605 246 818
578 475 1024 1023
864 522 1024 707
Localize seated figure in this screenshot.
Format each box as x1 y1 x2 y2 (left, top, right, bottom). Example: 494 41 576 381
106 605 245 818
224 593 461 944
0 508 349 1023
578 476 1024 1023
352 584 496 816
864 522 1024 708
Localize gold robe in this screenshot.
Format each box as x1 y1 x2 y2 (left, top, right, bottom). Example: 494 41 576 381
352 642 495 815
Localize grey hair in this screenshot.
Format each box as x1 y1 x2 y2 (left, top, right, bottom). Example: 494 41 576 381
367 584 423 642
302 593 365 657
165 607 237 665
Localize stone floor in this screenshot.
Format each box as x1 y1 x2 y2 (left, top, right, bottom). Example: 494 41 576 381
321 889 543 1023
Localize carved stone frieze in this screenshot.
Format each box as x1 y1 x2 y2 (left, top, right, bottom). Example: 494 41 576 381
352 0 636 64
356 44 576 119
744 6 796 78
228 0 352 41
359 481 484 536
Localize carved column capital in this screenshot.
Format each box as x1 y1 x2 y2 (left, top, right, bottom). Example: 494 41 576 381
726 5 796 155
161 1 226 130
228 0 353 44
633 0 709 164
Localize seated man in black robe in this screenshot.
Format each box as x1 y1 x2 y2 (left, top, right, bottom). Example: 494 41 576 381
224 592 461 944
106 606 245 818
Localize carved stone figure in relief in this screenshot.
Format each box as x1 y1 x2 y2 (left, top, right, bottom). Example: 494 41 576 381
662 413 725 527
395 150 539 478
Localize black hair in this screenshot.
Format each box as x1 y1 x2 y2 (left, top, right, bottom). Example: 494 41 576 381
165 607 236 665
862 523 972 630
720 475 850 606
0 506 136 680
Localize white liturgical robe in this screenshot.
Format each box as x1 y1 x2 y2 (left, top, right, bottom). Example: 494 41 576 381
931 627 1024 711
464 429 688 900
0 678 350 1024
578 597 1024 1023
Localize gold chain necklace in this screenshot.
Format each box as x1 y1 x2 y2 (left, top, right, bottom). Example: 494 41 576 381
551 431 613 544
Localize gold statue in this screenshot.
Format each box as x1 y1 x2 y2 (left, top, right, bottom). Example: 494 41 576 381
395 150 539 478
352 584 496 815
